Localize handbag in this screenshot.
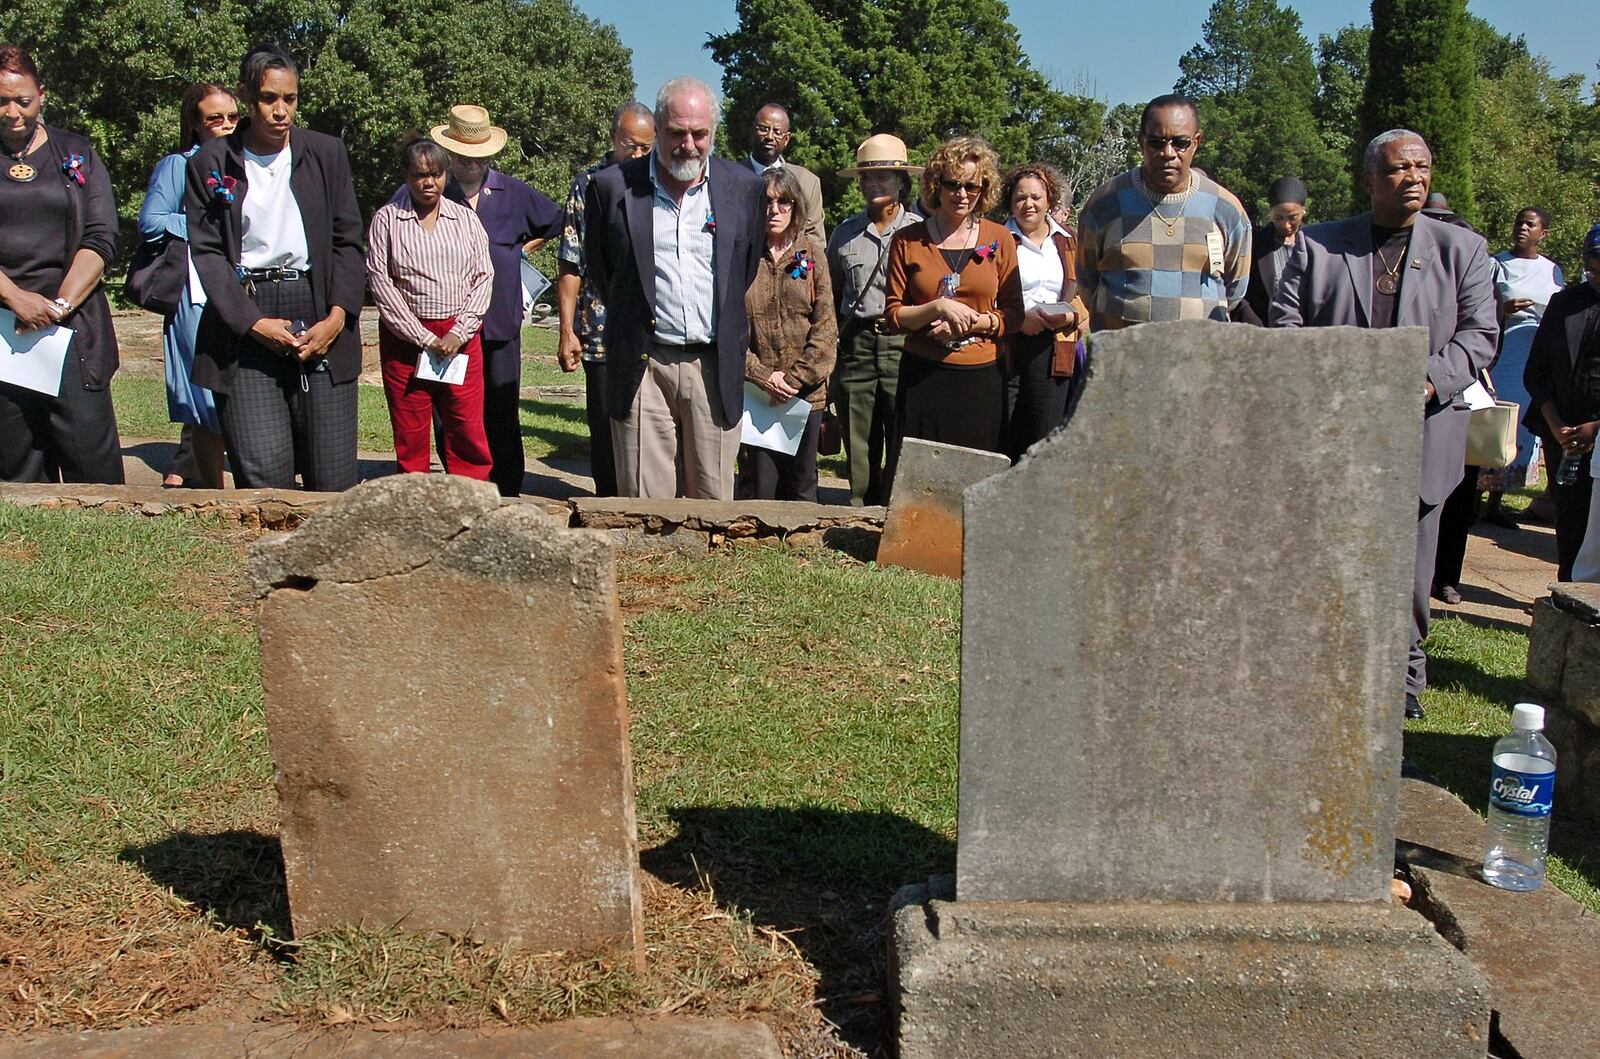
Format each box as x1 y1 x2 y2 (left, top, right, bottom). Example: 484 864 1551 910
123 235 189 315
1466 400 1519 469
818 410 842 456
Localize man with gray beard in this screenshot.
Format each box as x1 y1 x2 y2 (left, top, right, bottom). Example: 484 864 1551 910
583 77 764 499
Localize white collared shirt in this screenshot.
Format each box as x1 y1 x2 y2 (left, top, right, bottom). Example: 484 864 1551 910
240 144 312 270
1007 216 1068 310
650 157 717 345
748 155 782 175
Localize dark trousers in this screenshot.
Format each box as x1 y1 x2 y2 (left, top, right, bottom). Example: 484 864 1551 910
583 358 616 497
1005 331 1073 462
0 351 124 484
736 408 823 502
1411 498 1444 697
885 354 1006 500
1548 452 1594 582
216 275 358 492
1432 467 1478 590
834 320 902 507
479 337 524 497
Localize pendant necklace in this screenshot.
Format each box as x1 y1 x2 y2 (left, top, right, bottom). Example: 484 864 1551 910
1375 242 1405 296
1139 172 1192 237
3 126 39 183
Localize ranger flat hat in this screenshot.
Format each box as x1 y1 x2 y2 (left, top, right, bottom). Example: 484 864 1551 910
430 104 509 158
838 133 922 177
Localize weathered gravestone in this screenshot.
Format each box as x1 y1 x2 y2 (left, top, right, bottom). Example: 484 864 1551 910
251 476 642 960
891 321 1489 1057
877 438 1009 578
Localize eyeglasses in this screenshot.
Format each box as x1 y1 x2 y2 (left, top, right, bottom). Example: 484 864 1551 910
753 125 788 137
1142 135 1196 152
202 111 241 126
940 179 984 195
764 197 795 211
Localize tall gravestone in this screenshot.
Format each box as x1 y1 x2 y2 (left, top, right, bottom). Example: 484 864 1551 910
251 476 642 961
891 322 1489 1057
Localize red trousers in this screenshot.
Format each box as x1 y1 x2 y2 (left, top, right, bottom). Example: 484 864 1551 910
379 318 492 480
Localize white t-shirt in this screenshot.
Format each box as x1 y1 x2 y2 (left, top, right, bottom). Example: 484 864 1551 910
240 144 312 270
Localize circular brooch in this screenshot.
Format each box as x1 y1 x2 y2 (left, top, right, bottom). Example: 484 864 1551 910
7 162 37 182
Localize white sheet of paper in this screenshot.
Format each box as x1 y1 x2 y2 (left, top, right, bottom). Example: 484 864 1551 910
0 310 72 396
520 260 551 315
415 349 467 386
739 381 811 456
1462 380 1496 411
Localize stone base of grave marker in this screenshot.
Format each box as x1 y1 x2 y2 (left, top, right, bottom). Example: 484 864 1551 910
890 893 1489 1058
252 476 641 960
877 438 1009 578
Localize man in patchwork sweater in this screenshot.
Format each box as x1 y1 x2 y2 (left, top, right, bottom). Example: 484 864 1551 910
1077 94 1251 331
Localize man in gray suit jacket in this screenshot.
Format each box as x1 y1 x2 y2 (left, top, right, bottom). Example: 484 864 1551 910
584 77 765 500
747 103 826 246
1272 129 1496 719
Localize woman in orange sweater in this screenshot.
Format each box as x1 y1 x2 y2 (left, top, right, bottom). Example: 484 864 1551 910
883 135 1023 482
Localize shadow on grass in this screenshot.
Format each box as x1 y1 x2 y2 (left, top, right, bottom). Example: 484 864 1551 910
1427 650 1531 714
519 397 589 464
120 830 292 941
643 805 952 1055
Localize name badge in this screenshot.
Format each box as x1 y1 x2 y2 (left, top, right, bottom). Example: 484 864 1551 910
1205 229 1226 276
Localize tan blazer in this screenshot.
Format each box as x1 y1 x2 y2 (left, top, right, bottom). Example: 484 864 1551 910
783 161 827 247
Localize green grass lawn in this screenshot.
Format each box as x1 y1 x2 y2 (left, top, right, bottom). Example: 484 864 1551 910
6 508 1585 1043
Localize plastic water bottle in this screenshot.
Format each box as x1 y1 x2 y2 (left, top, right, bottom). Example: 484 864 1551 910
1555 449 1584 486
1483 703 1557 891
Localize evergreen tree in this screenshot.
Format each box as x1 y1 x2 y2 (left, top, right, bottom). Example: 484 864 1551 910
1314 23 1369 213
707 0 1103 223
1173 0 1343 222
1359 0 1477 221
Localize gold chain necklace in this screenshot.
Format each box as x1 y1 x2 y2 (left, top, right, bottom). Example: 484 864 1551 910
1138 172 1193 237
1374 241 1406 296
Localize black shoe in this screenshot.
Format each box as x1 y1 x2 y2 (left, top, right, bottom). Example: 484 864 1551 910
1432 583 1462 605
1405 694 1425 720
1483 505 1520 530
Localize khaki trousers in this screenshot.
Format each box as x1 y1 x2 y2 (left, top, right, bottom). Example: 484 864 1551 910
611 343 739 500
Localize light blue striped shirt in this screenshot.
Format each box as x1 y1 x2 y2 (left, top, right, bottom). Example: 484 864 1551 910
649 158 717 345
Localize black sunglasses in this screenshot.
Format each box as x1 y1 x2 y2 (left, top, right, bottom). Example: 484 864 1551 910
1142 135 1197 152
939 179 984 194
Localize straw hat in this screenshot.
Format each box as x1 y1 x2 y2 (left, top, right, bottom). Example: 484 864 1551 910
837 133 922 177
430 104 508 158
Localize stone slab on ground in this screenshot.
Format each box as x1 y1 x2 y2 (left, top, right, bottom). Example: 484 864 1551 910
254 476 642 957
890 894 1489 1059
876 438 1008 579
958 321 1425 904
1397 770 1600 1059
0 1017 782 1057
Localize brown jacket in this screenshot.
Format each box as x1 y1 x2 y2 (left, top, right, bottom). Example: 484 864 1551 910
745 236 837 410
1043 228 1089 377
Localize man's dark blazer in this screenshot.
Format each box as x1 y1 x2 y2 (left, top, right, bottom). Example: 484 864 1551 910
1271 212 1496 506
1522 280 1600 439
583 154 764 424
183 127 366 392
1232 224 1282 326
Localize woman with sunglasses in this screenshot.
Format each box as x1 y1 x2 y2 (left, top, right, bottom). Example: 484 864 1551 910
882 135 1023 486
0 44 123 483
137 82 239 488
737 166 836 500
184 44 365 492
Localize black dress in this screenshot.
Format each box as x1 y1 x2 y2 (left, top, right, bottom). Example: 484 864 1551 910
0 127 123 483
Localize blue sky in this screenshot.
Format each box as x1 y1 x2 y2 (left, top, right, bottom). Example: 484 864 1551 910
571 0 1597 110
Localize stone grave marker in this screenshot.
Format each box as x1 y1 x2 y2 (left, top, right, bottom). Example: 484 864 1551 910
251 475 642 960
892 321 1490 1057
877 438 1009 578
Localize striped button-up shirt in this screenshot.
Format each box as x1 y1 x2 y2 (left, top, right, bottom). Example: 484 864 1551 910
367 188 494 349
649 159 717 345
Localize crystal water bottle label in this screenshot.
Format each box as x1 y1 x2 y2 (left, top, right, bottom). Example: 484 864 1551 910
1489 753 1555 818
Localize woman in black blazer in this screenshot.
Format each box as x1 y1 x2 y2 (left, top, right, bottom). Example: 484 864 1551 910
184 44 365 491
0 44 123 483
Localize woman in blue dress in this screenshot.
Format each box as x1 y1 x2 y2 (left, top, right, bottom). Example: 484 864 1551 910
137 82 238 487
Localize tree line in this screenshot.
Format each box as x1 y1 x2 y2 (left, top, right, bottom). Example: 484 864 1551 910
4 0 1596 276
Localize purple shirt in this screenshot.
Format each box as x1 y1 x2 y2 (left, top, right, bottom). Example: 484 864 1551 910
445 168 562 346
